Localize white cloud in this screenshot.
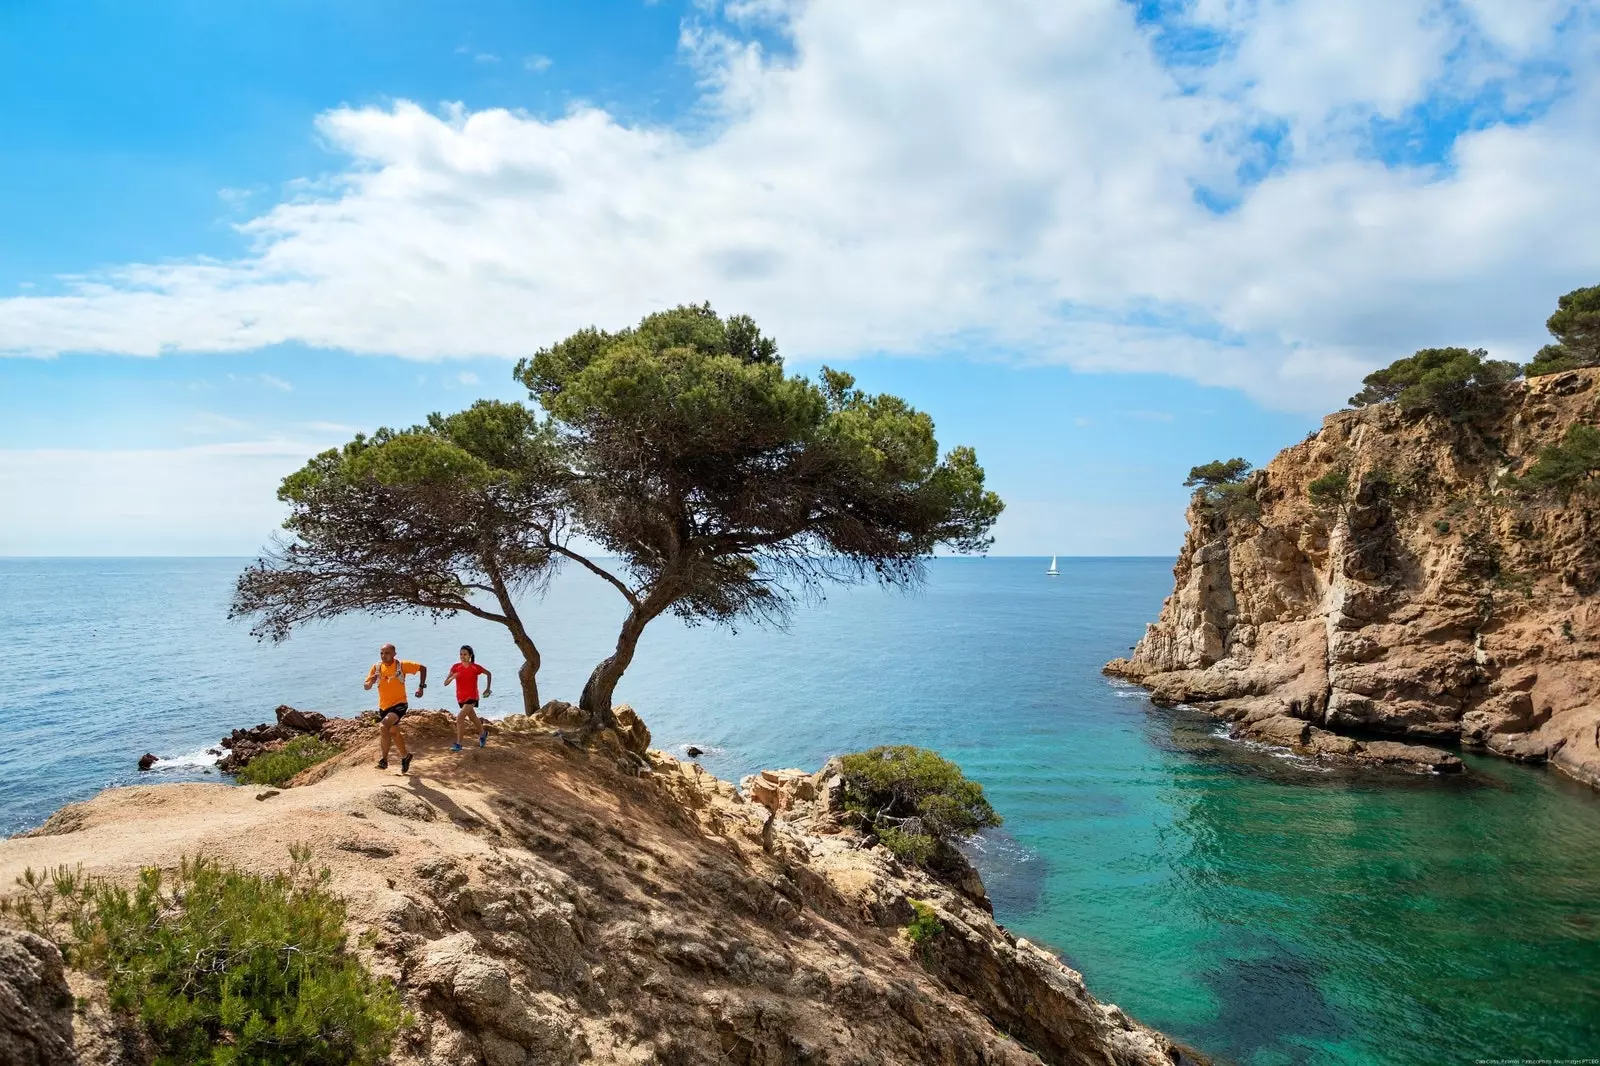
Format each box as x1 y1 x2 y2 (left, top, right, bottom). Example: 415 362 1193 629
457 371 479 385
524 53 553 72
0 0 1596 412
475 52 501 64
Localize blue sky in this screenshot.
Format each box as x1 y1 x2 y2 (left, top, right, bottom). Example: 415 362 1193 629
2 0 1597 556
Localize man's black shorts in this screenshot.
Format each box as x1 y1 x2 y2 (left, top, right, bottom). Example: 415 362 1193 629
458 698 479 709
380 702 408 721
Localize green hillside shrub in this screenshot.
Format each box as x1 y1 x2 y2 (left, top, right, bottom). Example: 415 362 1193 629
236 735 341 787
1349 348 1520 422
1307 471 1349 506
1516 424 1600 499
1 848 405 1066
839 746 1001 875
1525 284 1600 376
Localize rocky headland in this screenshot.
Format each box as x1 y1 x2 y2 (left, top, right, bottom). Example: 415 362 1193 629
1 708 1191 1066
1107 368 1600 788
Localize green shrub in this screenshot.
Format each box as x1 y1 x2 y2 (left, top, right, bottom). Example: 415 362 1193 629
236 735 341 787
1307 471 1349 506
1516 424 1600 499
878 826 936 866
1182 458 1259 522
839 746 1000 876
1349 347 1520 421
2 848 405 1066
905 899 944 959
1184 458 1251 487
1525 284 1600 376
1434 519 1451 534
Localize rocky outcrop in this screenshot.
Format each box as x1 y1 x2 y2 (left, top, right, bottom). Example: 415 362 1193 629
0 930 75 1065
1 712 1190 1066
1108 368 1600 787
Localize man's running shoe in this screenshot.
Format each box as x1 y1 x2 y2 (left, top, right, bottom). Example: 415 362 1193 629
479 727 488 748
451 743 463 752
401 753 412 774
376 758 388 770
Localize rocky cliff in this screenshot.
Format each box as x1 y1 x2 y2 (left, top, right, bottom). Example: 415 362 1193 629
1107 368 1600 789
0 710 1189 1066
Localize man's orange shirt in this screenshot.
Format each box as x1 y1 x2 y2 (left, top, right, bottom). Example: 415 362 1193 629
367 660 421 708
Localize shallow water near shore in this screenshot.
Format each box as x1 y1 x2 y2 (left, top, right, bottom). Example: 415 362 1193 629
2 556 1597 1064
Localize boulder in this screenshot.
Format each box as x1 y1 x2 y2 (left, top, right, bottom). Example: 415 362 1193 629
1244 715 1309 748
137 752 159 771
275 704 328 735
612 704 651 758
533 700 587 732
1354 740 1464 774
1486 731 1562 763
1306 728 1360 757
0 929 75 1066
1460 692 1536 743
740 768 817 813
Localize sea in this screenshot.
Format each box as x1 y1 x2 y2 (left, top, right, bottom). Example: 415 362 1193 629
1 556 1596 1066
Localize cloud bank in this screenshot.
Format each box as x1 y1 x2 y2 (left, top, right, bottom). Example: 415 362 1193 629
2 0 1597 410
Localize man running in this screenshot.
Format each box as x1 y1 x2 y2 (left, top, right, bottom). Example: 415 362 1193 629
445 644 492 752
364 643 426 773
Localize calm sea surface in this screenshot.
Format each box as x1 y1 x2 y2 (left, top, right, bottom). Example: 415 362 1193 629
1 557 1596 1065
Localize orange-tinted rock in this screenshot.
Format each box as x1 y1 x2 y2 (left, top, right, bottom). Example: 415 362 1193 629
1108 368 1600 788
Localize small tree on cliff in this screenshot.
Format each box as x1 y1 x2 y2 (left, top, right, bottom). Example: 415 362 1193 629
837 746 1001 876
1184 457 1258 520
515 303 1004 733
230 401 565 716
1348 347 1520 421
1525 283 1600 377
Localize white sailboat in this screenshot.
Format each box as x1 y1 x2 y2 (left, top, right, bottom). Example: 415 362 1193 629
1046 554 1060 576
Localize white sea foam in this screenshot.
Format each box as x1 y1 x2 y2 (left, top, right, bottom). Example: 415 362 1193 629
145 747 224 772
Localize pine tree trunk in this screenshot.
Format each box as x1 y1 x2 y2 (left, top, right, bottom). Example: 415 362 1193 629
518 656 540 717
578 608 649 733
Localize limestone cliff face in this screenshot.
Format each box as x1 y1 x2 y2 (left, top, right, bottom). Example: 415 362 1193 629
1107 368 1600 789
0 711 1188 1066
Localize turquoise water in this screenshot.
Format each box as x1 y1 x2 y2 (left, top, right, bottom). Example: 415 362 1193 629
1 557 1596 1064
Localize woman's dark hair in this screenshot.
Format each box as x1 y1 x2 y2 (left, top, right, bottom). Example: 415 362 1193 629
460 645 475 662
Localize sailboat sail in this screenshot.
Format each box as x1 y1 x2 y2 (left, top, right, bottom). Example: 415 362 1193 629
1046 554 1059 576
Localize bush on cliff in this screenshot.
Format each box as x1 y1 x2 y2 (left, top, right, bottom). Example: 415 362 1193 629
1348 347 1520 421
1184 458 1260 521
1525 284 1600 376
235 734 341 788
2 847 404 1066
1307 470 1349 507
838 746 1001 875
1516 424 1600 499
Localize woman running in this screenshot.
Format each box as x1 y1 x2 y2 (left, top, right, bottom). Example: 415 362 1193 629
445 645 492 752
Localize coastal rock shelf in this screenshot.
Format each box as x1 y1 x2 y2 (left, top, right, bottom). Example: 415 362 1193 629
0 711 1187 1066
1108 368 1600 788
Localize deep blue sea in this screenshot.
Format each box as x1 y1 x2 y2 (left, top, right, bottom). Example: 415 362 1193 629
2 557 1597 1065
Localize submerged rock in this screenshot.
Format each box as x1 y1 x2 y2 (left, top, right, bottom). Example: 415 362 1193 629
136 753 158 771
